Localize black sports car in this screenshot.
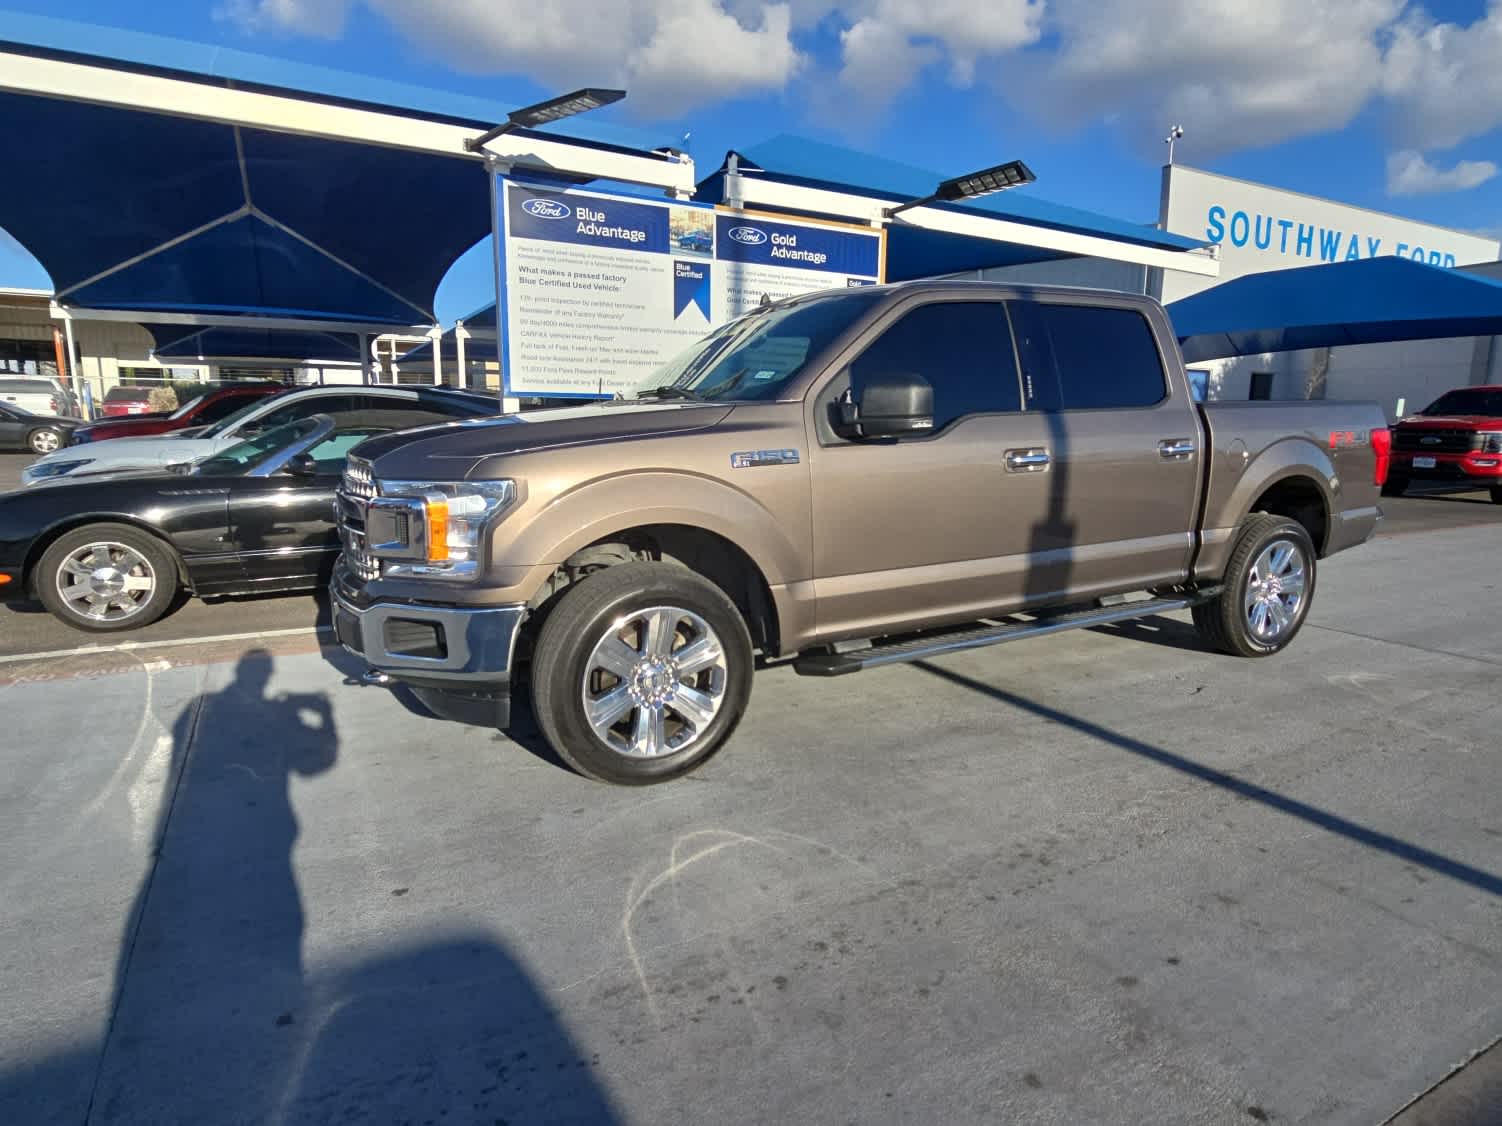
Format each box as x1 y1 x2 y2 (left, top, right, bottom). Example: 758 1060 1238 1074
0 404 492 632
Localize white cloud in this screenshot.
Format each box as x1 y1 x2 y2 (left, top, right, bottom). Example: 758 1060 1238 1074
1018 0 1403 157
1382 2 1502 151
837 0 1043 108
1386 149 1498 195
218 0 351 39
361 0 801 114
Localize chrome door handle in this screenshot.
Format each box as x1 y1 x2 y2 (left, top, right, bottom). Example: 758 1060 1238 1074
1005 449 1051 471
1158 439 1196 458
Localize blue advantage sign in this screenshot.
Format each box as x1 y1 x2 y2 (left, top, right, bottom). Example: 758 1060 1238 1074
497 179 883 398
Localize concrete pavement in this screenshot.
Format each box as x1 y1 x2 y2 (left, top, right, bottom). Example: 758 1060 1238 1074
2 521 1499 1124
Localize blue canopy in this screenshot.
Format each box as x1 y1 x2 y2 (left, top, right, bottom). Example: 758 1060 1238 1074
0 12 670 328
1169 257 1502 362
696 135 1204 280
147 325 362 364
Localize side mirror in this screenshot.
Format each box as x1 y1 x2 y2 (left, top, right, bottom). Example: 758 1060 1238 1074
283 452 318 478
838 373 934 439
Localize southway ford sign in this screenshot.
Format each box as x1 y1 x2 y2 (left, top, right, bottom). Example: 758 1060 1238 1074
1158 165 1501 304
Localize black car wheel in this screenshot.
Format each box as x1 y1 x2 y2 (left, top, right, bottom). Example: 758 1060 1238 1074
1380 475 1408 497
36 523 180 632
27 427 64 455
1490 486 1502 506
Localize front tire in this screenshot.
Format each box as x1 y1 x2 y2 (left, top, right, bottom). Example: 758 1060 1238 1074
1490 486 1502 505
28 427 64 454
1192 514 1316 658
1380 475 1408 497
35 523 180 632
530 561 753 785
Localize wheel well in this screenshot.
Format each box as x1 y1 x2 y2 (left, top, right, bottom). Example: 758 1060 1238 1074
1250 477 1328 554
526 524 780 655
23 518 190 596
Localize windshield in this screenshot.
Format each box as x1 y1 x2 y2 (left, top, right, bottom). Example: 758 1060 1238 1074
1419 388 1502 417
192 417 322 476
170 394 206 420
200 394 278 437
632 290 884 402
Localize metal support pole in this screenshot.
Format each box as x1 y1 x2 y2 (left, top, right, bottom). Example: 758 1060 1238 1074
431 327 443 386
455 321 467 391
62 313 86 418
360 333 372 386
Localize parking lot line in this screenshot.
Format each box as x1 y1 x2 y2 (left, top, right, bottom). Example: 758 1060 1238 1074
0 625 330 665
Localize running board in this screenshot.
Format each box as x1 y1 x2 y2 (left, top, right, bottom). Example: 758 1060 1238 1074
792 593 1217 677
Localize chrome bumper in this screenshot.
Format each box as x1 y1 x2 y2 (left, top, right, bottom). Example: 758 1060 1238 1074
332 588 526 684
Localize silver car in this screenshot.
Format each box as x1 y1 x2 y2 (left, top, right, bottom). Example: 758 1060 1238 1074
21 385 500 486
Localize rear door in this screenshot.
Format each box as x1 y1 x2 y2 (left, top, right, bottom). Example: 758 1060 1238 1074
0 403 30 447
1007 299 1201 597
807 296 1057 640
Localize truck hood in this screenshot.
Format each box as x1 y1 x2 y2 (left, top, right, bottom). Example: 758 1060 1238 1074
352 401 735 479
1396 415 1502 430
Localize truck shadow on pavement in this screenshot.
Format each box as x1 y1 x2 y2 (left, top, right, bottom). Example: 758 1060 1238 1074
913 659 1502 900
0 649 620 1125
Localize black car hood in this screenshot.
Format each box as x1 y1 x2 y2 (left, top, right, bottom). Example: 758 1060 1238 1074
351 402 733 479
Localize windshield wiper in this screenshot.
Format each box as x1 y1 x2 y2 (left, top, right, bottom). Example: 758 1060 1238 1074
634 386 705 402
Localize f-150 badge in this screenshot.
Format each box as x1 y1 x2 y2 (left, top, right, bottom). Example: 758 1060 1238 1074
730 449 800 469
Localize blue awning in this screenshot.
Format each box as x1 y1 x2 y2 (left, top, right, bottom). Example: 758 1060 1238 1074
1168 257 1502 363
695 135 1204 281
147 325 363 363
0 13 673 328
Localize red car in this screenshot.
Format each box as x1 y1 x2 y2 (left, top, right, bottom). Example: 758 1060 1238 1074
73 383 285 444
1386 384 1502 503
98 386 161 417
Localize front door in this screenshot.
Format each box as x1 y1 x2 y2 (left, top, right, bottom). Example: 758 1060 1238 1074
807 297 1055 642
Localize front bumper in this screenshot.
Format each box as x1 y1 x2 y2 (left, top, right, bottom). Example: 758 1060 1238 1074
1391 451 1502 480
331 568 526 686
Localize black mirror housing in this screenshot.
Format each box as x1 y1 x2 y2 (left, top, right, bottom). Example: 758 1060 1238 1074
283 452 318 477
843 373 934 438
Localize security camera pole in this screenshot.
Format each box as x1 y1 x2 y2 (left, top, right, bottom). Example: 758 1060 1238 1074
1166 125 1185 165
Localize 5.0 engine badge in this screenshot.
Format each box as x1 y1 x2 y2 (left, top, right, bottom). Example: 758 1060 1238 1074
730 449 800 469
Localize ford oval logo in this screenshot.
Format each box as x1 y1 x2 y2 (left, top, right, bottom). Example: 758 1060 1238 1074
522 198 571 220
728 226 768 246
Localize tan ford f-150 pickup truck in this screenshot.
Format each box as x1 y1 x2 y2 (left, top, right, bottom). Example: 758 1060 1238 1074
332 281 1391 784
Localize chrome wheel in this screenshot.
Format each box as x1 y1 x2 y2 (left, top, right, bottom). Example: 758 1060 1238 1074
30 428 62 454
581 604 728 759
1243 538 1306 643
55 541 158 623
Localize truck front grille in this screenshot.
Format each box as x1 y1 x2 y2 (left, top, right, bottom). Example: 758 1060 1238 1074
1394 428 1474 453
337 457 381 581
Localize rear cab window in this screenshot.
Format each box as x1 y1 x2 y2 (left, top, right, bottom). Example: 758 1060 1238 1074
1009 301 1168 411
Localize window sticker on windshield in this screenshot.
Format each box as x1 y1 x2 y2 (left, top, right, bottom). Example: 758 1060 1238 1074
752 370 778 381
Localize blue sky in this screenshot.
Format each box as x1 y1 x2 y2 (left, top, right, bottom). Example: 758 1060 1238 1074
3 0 1500 322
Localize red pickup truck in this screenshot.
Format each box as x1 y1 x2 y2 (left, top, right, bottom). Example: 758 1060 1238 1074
1386 385 1502 503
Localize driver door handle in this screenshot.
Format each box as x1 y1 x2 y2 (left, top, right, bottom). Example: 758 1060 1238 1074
1158 439 1196 459
1005 448 1051 472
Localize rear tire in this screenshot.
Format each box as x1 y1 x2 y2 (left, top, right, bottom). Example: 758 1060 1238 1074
1380 476 1408 497
530 561 753 785
35 523 180 632
1192 514 1316 658
27 427 65 455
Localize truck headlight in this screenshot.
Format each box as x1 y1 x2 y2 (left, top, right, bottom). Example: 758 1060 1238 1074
1480 433 1502 454
371 480 515 580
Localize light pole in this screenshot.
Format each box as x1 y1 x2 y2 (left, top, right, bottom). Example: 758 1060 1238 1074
1165 125 1184 165
465 88 627 152
883 159 1037 218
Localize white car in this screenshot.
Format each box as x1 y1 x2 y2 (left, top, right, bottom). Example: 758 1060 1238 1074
21 385 499 486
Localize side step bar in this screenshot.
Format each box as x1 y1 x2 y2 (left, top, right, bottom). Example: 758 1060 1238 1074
792 592 1218 677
